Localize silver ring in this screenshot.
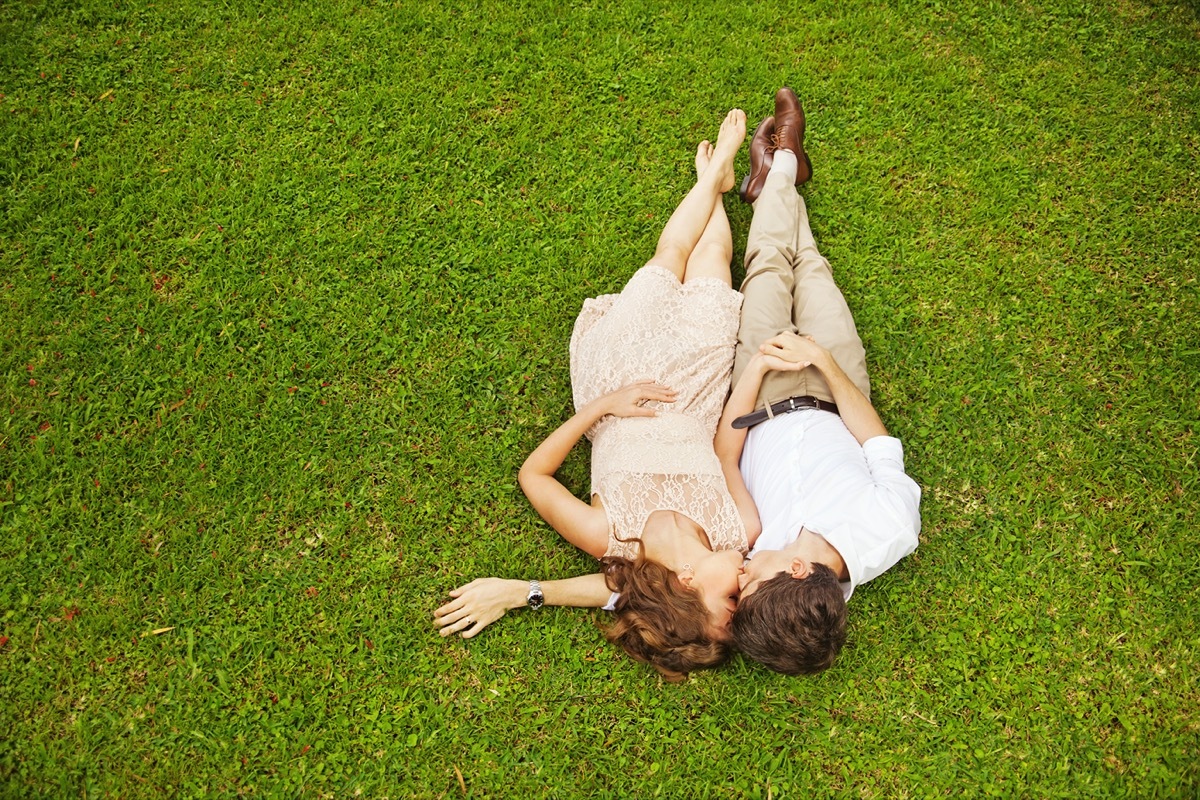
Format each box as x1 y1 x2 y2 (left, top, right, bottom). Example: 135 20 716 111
463 617 473 626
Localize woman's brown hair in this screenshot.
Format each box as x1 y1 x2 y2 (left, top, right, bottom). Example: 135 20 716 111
601 555 732 682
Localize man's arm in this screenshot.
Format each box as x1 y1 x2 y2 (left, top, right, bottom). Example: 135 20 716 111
758 333 888 445
434 573 611 638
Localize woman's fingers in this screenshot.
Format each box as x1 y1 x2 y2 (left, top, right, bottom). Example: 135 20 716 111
433 598 461 619
461 613 497 639
630 380 675 394
438 605 500 638
761 353 809 372
643 383 677 399
435 604 474 636
439 614 475 637
435 577 519 638
607 381 679 418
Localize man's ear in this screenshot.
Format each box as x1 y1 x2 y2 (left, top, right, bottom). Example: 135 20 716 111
788 558 812 580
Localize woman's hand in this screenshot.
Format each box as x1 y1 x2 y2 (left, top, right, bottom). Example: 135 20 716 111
434 578 526 639
599 380 677 418
759 333 828 371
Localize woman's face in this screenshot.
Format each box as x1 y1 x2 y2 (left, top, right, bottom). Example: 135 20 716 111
686 549 744 632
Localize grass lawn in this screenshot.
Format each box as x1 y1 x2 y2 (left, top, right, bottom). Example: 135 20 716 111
2 0 1198 796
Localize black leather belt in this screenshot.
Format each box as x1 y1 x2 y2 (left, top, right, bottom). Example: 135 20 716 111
731 395 840 429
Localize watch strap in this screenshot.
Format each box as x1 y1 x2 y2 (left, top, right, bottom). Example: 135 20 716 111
526 579 544 610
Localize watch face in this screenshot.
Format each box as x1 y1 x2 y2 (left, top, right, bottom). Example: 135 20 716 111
528 592 545 611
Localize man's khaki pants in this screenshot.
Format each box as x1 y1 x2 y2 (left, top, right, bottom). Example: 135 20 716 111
733 169 871 410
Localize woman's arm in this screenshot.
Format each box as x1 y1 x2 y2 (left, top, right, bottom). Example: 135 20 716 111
714 354 771 468
434 573 612 638
518 381 677 559
714 353 803 547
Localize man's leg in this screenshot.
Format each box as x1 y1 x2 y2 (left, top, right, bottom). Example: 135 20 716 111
737 147 870 409
737 157 836 408
734 165 800 387
788 193 871 400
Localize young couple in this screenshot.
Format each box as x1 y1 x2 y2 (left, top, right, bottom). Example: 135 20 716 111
434 88 921 681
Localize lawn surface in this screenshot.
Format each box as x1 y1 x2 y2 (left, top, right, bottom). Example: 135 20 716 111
2 0 1198 797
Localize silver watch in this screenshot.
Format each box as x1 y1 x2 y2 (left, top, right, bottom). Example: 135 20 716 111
526 579 545 611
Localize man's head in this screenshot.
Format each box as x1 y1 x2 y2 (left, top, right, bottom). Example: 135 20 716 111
731 553 847 674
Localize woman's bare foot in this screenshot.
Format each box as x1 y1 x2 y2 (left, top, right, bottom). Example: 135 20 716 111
695 140 715 178
709 109 746 194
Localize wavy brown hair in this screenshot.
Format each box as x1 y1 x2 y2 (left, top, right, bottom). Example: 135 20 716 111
730 561 847 674
601 556 732 682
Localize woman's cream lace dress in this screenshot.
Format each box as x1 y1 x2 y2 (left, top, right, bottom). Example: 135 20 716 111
569 264 749 559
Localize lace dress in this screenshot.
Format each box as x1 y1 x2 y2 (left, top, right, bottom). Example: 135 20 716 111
569 264 748 559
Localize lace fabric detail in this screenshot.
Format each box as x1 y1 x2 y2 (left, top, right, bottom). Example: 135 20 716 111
569 264 747 558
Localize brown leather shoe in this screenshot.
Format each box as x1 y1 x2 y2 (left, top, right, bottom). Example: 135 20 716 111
739 115 776 204
773 86 813 185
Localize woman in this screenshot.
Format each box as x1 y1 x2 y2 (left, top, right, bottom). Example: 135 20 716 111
436 110 794 679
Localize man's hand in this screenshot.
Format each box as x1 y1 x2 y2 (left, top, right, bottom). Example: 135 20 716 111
598 380 677 418
434 578 526 639
760 333 889 444
759 332 828 370
752 351 811 375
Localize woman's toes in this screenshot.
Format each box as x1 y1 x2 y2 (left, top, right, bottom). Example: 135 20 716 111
695 140 713 176
715 109 747 156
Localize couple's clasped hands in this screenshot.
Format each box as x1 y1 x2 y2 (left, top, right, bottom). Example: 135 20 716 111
757 332 827 373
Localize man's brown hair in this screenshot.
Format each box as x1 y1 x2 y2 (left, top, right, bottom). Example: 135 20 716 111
731 562 847 674
602 556 732 682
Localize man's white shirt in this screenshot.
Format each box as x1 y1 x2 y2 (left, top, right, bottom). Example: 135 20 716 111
741 409 921 600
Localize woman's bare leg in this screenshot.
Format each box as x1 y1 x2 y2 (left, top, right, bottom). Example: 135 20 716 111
683 140 734 287
648 109 745 281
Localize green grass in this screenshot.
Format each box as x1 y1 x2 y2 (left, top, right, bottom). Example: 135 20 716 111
2 0 1198 796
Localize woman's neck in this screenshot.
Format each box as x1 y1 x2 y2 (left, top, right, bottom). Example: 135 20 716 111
640 511 710 571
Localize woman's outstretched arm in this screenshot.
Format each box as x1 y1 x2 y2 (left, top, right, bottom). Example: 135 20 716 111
519 381 677 559
434 573 611 638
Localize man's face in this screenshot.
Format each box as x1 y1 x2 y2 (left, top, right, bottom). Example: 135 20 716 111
737 549 794 601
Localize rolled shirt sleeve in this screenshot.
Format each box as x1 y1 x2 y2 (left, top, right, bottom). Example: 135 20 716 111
830 436 922 597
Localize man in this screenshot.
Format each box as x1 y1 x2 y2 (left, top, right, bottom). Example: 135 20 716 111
434 88 920 675
722 87 921 674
